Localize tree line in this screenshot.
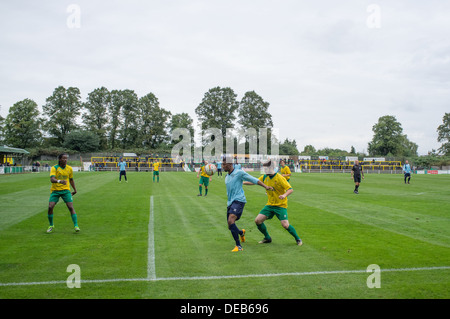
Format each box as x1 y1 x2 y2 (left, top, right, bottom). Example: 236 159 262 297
0 86 274 154
0 85 448 159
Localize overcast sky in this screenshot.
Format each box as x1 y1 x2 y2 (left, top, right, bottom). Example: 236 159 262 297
1 0 449 155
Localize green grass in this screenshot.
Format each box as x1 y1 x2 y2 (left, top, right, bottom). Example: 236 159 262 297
0 171 449 299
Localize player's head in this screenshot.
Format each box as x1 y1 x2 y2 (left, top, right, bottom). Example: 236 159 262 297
405 160 409 164
355 160 359 165
222 156 234 172
280 160 285 166
262 159 275 175
58 153 68 167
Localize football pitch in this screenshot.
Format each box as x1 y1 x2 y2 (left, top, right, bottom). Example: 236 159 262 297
0 171 449 299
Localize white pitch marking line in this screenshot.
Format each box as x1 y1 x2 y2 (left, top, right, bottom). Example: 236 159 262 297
1 266 449 287
147 195 156 280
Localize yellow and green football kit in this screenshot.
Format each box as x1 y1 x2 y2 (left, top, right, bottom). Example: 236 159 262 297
198 165 210 195
48 164 79 231
259 173 292 208
153 162 160 182
279 165 291 182
256 173 301 243
49 164 73 203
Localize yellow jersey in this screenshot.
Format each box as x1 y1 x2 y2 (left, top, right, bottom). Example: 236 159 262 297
200 165 210 178
259 173 292 208
153 162 160 171
279 165 291 181
50 164 73 192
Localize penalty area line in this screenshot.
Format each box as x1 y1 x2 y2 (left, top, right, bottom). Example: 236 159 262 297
0 266 449 287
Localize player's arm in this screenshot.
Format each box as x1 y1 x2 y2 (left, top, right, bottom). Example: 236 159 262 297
279 188 293 200
243 174 272 191
283 167 291 178
70 178 77 196
257 179 273 191
242 180 271 190
50 175 67 185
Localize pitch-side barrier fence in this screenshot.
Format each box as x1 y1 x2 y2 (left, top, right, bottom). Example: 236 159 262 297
2 165 407 174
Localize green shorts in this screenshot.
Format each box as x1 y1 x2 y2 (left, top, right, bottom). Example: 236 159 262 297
153 171 159 175
49 190 73 203
199 176 210 187
259 205 288 221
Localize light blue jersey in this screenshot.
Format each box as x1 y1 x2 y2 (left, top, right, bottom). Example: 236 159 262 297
225 168 259 206
118 161 127 171
403 163 411 174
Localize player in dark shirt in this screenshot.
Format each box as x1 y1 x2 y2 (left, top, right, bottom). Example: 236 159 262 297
351 160 364 194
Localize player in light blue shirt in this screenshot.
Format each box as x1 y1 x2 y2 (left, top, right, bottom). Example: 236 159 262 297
222 157 272 252
216 161 222 177
403 160 412 184
117 158 128 183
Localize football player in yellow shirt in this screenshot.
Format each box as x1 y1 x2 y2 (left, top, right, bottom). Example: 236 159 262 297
279 160 291 182
196 161 212 196
153 161 161 183
244 159 302 246
47 153 79 233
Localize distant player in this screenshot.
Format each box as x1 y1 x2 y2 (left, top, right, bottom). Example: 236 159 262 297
279 160 292 182
216 160 222 177
197 161 212 196
351 160 364 194
403 160 412 184
223 157 272 252
46 153 80 233
244 159 302 246
153 161 160 183
118 158 128 183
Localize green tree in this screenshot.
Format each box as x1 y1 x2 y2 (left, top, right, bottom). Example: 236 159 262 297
368 115 417 156
0 107 5 145
43 86 82 146
437 112 450 155
169 113 194 135
107 90 127 149
137 93 171 149
169 112 194 145
4 99 42 148
82 87 110 150
118 90 139 149
317 148 350 157
399 135 418 157
302 144 316 155
195 87 239 145
237 91 274 154
63 130 100 152
280 138 300 155
237 91 273 129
